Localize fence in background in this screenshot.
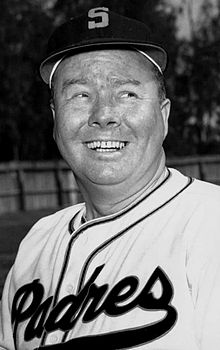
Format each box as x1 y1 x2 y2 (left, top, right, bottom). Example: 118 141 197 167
0 155 220 214
0 161 82 214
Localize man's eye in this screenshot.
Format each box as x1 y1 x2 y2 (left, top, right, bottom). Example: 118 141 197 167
65 90 90 101
74 92 89 98
119 92 138 99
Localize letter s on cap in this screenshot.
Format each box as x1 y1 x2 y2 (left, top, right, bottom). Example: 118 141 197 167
88 7 109 29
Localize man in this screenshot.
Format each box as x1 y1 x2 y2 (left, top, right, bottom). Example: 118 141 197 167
1 7 220 350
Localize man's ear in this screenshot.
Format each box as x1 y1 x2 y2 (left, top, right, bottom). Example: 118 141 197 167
50 100 55 121
50 102 56 139
160 98 171 139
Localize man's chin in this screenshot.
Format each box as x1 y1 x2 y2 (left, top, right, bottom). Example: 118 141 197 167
78 170 130 188
88 174 125 186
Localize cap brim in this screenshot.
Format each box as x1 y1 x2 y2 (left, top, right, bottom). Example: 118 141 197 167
40 41 167 84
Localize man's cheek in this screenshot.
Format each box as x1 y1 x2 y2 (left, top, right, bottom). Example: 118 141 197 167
54 118 72 140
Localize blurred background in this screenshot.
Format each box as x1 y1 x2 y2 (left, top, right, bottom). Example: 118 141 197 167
1 0 220 161
0 0 220 294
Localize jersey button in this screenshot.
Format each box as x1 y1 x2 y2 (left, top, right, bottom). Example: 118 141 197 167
66 284 74 294
50 335 58 344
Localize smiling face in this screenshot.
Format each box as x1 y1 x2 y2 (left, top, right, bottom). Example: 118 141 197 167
51 49 170 193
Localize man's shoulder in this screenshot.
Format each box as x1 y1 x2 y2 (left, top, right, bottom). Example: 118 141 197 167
10 203 85 289
187 176 220 202
34 202 85 227
169 167 220 203
22 202 85 243
13 203 85 269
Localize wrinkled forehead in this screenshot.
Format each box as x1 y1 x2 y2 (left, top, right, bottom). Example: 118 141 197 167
52 49 157 86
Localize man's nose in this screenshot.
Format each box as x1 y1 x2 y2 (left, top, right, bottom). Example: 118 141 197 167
88 97 121 129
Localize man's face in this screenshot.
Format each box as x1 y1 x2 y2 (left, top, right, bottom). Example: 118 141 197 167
52 49 170 190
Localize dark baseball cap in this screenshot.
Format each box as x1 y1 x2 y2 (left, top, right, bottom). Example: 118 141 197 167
40 7 168 84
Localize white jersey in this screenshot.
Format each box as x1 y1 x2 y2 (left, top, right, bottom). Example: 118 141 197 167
1 168 220 350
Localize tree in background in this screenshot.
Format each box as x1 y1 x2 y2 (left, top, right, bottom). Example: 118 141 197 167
169 0 220 155
0 0 57 161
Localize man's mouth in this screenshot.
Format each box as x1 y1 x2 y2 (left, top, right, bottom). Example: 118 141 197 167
86 140 127 152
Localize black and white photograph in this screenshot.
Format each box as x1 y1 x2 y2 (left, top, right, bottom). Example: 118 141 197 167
0 0 220 349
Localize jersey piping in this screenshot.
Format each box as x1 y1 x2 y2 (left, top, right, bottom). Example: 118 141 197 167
68 169 171 234
39 173 193 346
60 176 193 343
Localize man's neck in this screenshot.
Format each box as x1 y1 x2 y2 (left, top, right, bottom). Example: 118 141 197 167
77 158 167 221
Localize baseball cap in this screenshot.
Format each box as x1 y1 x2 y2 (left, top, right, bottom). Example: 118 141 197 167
39 7 168 85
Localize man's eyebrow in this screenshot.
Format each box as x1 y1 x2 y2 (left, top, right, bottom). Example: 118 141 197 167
61 77 141 93
110 78 141 87
62 78 89 92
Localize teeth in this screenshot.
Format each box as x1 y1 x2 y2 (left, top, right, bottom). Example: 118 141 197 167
86 141 126 151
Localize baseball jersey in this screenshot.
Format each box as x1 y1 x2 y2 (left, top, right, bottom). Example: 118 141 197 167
1 168 220 350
